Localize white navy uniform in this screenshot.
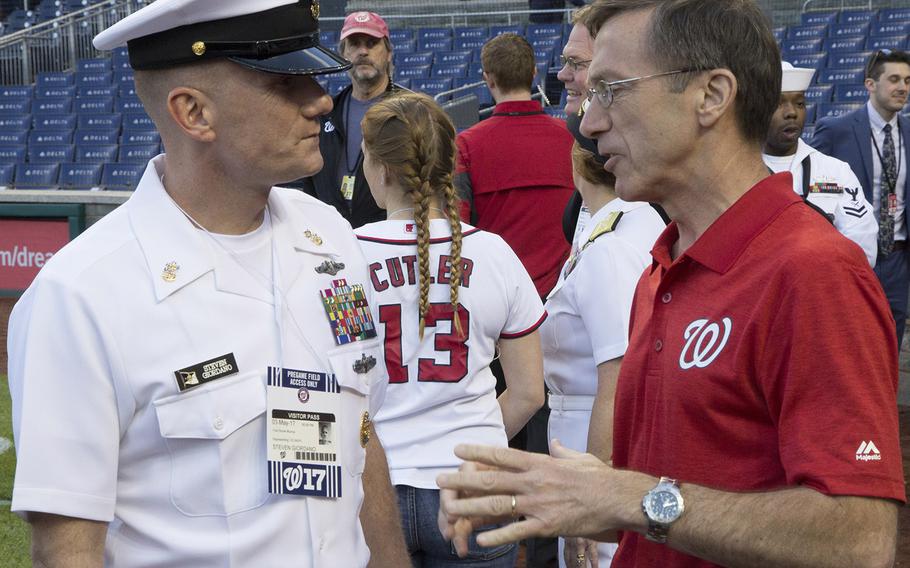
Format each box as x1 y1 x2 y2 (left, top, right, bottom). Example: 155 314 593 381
355 220 545 488
541 199 664 568
764 136 877 267
8 155 387 567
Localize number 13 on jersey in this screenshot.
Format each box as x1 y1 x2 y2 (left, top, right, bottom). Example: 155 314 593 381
379 303 471 383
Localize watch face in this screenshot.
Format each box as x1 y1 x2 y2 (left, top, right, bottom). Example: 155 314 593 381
647 490 681 523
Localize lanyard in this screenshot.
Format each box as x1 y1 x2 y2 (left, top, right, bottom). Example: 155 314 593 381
871 120 903 192
343 96 363 175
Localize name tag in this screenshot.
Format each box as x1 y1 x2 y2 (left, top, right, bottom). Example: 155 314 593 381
266 366 343 498
340 175 356 201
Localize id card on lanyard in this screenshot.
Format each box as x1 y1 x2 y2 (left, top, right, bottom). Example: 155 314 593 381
267 366 343 498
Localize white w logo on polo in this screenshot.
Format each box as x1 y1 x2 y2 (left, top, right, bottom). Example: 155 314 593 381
679 317 733 370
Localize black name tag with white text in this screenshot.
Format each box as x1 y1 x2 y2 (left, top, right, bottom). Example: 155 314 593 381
174 353 239 391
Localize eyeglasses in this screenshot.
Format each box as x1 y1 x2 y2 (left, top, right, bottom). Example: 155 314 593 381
559 54 592 72
866 49 893 79
585 68 700 109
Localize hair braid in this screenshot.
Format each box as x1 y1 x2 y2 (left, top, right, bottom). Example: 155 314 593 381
442 180 464 338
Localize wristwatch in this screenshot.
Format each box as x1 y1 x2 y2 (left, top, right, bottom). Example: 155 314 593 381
641 477 684 544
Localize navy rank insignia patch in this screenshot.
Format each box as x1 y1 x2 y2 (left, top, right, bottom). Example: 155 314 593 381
320 279 377 345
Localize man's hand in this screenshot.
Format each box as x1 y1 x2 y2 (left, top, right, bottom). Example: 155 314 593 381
564 537 599 568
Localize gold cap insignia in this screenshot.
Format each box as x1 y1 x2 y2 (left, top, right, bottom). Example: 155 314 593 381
311 0 320 20
304 230 324 246
191 41 206 56
162 261 180 282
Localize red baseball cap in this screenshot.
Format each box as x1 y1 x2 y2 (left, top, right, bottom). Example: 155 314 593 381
340 11 389 41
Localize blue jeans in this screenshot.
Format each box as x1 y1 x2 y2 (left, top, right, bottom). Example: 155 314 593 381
396 485 518 567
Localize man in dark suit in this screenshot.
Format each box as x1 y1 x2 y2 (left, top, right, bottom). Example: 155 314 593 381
813 49 910 347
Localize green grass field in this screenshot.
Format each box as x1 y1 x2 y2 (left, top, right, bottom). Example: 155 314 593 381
1 374 32 567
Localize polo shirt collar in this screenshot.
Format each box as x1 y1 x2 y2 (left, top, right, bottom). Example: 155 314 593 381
650 172 800 275
492 99 543 115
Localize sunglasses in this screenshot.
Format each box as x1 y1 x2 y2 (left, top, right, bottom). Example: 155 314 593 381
865 49 893 79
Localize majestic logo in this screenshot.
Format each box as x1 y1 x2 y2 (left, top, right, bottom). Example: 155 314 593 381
855 440 882 461
679 317 733 370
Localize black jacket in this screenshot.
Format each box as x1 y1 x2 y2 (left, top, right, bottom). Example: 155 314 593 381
287 82 404 229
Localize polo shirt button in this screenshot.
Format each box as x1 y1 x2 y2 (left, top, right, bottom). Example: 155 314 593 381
213 417 224 430
662 292 672 303
655 339 663 352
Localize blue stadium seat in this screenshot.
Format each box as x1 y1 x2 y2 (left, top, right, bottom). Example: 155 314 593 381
391 38 416 53
419 27 452 41
823 36 866 52
879 8 910 24
829 23 870 37
0 96 30 115
816 102 863 120
534 46 555 65
389 29 414 42
121 130 160 146
0 116 31 131
396 64 431 79
801 126 815 142
34 97 73 114
468 62 483 79
101 163 144 190
871 22 910 36
75 96 114 114
29 144 74 163
113 70 134 86
453 77 492 107
112 48 131 71
412 78 453 99
772 27 785 42
530 35 560 50
544 107 567 120
78 85 117 98
28 130 73 145
36 71 73 88
788 53 827 69
454 27 488 40
77 58 110 72
866 35 908 50
14 163 59 189
75 71 112 87
490 24 523 37
396 52 433 66
834 84 869 102
74 128 119 145
118 84 138 98
827 51 871 68
327 78 350 96
0 145 27 164
805 84 834 103
122 112 155 131
0 163 14 187
77 113 121 130
115 97 146 114
788 25 827 40
432 63 468 79
782 39 823 54
36 85 76 98
58 162 103 188
527 23 562 38
817 67 864 84
0 86 33 98
454 38 486 51
118 144 159 163
418 38 453 52
801 11 837 26
0 130 28 145
839 10 875 24
435 51 472 65
33 113 77 131
319 30 338 45
76 144 119 162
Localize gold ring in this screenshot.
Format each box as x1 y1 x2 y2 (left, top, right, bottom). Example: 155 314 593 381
577 554 586 560
510 495 517 518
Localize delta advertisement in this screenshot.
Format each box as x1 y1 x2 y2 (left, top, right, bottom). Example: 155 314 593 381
0 218 70 292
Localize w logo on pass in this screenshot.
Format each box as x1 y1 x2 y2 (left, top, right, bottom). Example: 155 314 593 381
679 317 732 370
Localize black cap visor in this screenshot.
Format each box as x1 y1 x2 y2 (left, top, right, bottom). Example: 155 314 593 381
230 44 351 76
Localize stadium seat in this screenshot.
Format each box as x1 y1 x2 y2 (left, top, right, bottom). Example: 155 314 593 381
0 85 33 98
530 35 560 50
0 145 27 164
118 84 138 98
816 102 863 120
788 53 827 69
867 35 908 50
76 144 119 162
772 27 785 42
801 11 837 26
28 144 74 163
75 71 112 87
0 116 31 131
782 38 824 54
432 63 468 79
788 25 827 40
396 52 433 66
805 84 834 103
28 130 73 145
454 27 488 40
58 162 103 188
36 85 77 98
435 51 472 65
78 85 118 98
801 126 815 142
121 130 161 145
839 10 875 25
326 78 350 96
113 70 134 86
396 64 431 79
453 77 492 107
14 162 59 189
418 38 452 52
34 97 73 114
0 163 14 187
827 51 871 68
879 8 910 24
391 38 416 53
490 24 523 37
122 112 155 131
115 97 146 114
389 29 414 42
112 48 131 71
468 61 483 79
527 23 562 38
833 83 868 102
871 22 910 36
0 96 30 115
806 103 817 124
412 78 453 100
823 36 866 52
319 30 338 45
454 38 486 51
78 113 122 130
33 113 77 131
817 67 864 84
118 144 159 163
75 96 114 114
101 163 144 190
74 128 119 145
419 27 452 41
77 58 110 72
0 130 28 145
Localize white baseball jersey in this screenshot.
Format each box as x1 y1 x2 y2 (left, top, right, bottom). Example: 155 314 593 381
763 138 877 266
355 219 545 489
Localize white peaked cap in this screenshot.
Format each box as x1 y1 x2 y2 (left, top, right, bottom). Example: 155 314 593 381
780 61 815 93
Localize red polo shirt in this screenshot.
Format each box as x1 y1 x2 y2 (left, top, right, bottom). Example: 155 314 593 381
455 100 573 297
612 173 906 568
